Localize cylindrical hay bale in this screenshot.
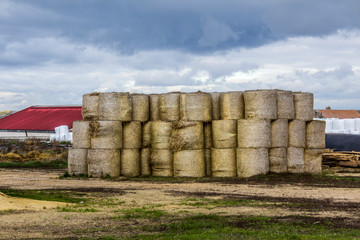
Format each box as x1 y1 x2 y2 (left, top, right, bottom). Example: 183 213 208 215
211 148 236 177
293 92 314 121
87 149 120 177
243 90 277 120
121 149 140 177
203 123 213 149
151 149 173 177
304 149 323 174
90 121 122 149
151 121 172 149
141 148 151 176
212 120 237 148
68 148 87 175
288 120 306 148
170 121 203 151
132 94 149 122
72 121 91 149
277 90 295 119
236 148 269 178
123 121 142 149
287 147 304 173
269 148 287 173
142 122 152 148
219 91 244 120
271 119 288 148
179 92 212 122
204 149 211 177
82 92 99 120
237 119 271 148
174 150 205 177
149 94 160 121
98 92 132 121
210 92 221 120
159 93 180 121
306 120 326 149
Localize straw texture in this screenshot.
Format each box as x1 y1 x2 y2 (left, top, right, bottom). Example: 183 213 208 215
142 121 152 148
173 150 205 177
170 121 204 151
276 90 295 119
82 92 99 120
219 91 244 120
306 120 326 149
87 149 120 177
304 149 323 174
212 120 237 148
271 119 288 148
150 149 173 176
159 93 180 121
204 149 212 177
98 92 132 121
151 121 172 149
68 148 88 175
269 148 287 173
210 92 221 120
288 120 306 148
90 121 122 149
122 121 142 149
293 92 314 121
140 148 151 176
237 119 271 148
179 92 212 121
243 90 277 120
287 147 304 173
121 149 140 177
149 94 160 121
203 123 213 149
236 148 269 178
132 94 149 122
72 121 91 149
211 148 236 177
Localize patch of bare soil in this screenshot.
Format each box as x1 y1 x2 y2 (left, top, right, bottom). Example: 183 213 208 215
0 168 360 239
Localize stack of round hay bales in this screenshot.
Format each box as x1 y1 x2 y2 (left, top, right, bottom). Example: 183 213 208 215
121 121 142 177
170 121 205 177
98 92 132 121
304 120 326 174
287 119 306 173
141 121 152 176
293 92 314 121
219 91 244 120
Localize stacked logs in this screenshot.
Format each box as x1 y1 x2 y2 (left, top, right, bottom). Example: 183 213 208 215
68 90 325 178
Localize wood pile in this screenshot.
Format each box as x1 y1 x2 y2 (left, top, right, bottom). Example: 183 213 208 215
322 151 360 168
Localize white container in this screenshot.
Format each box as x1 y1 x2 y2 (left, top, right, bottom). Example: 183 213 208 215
355 119 360 131
333 119 345 131
344 119 356 132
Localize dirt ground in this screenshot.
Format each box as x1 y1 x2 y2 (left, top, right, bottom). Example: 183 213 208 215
1 168 360 239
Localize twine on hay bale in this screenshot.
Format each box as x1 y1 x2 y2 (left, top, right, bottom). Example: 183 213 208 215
293 92 314 121
269 148 287 173
98 92 132 121
236 148 269 178
169 121 204 151
82 92 99 120
271 119 288 148
87 149 120 178
89 121 122 149
122 121 142 149
140 148 151 176
219 91 244 120
159 92 180 121
211 148 236 177
306 120 326 149
72 121 91 149
288 120 306 148
151 121 172 149
179 92 212 122
237 119 271 148
287 147 304 173
150 149 173 177
68 148 87 176
304 149 323 174
276 90 295 119
212 120 237 148
243 90 277 120
173 150 205 177
132 94 150 122
121 149 141 177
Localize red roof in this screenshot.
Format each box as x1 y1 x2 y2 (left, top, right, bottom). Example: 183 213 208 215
0 106 82 131
317 109 360 119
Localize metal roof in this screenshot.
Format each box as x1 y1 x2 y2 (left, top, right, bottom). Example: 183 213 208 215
317 109 360 119
0 106 82 131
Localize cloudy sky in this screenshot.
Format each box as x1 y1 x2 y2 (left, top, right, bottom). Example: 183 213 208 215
1 0 359 110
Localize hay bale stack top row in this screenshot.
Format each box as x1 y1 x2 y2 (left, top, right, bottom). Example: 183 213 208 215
81 90 314 122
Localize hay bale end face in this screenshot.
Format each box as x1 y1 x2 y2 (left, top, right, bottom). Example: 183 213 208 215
287 147 304 173
87 149 120 177
121 149 141 177
173 150 205 177
293 92 314 121
276 90 295 119
211 148 236 177
90 121 122 149
98 92 132 121
306 120 326 149
269 148 287 173
219 91 244 120
236 148 269 178
179 92 212 122
170 121 204 151
151 121 172 149
149 94 160 121
212 120 237 148
288 120 306 148
210 92 221 120
132 94 150 122
271 119 288 148
82 92 99 120
150 149 173 177
243 90 277 120
140 148 151 176
304 149 323 174
68 148 87 175
159 93 180 121
142 121 152 148
72 121 91 149
122 121 142 149
237 119 271 148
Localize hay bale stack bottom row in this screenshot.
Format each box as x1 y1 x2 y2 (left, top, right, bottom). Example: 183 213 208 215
69 90 325 178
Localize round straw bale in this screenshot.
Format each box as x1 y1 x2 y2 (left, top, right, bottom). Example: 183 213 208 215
276 90 295 119
271 119 288 148
72 121 91 149
151 121 172 149
121 149 140 177
306 120 326 149
82 92 99 120
288 120 306 148
149 94 160 121
98 92 132 121
204 149 211 177
269 148 287 173
170 121 203 151
243 90 277 120
219 91 244 120
132 94 149 122
211 148 236 177
174 150 205 177
141 148 151 176
293 92 314 121
236 148 269 178
142 121 152 148
237 119 271 148
203 123 213 149
90 121 122 149
159 92 180 121
87 149 120 177
68 148 87 175
122 121 142 149
287 147 304 173
210 92 221 120
179 92 212 122
304 149 323 174
212 120 237 148
150 149 173 177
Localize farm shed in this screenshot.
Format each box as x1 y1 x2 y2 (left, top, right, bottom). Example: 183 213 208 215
0 106 82 141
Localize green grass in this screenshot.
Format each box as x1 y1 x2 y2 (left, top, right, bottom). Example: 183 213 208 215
0 159 67 168
57 206 98 212
0 189 88 203
113 207 167 220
